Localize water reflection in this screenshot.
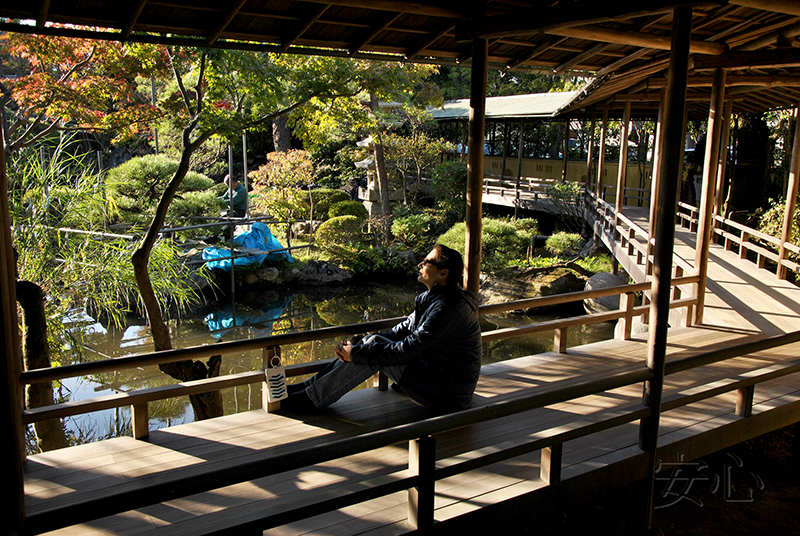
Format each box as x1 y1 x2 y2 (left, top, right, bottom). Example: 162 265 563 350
55 280 615 446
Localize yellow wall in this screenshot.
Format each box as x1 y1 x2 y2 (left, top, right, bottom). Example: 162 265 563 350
483 156 653 192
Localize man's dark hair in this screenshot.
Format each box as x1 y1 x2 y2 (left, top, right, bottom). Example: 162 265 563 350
432 243 464 288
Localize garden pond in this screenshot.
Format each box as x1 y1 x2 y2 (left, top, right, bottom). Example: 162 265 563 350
56 279 615 445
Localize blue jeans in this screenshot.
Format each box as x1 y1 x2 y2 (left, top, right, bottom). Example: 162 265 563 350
300 335 406 408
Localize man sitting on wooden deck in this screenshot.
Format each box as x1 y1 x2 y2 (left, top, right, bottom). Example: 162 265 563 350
283 244 482 412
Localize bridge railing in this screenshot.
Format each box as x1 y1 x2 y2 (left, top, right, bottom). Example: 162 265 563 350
677 202 800 278
21 277 699 436
22 306 800 534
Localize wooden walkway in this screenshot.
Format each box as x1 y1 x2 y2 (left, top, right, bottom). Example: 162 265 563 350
23 213 800 535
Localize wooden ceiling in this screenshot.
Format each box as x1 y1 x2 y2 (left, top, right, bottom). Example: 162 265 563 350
2 1 800 118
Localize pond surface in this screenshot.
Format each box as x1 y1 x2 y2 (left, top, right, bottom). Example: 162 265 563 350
58 279 615 445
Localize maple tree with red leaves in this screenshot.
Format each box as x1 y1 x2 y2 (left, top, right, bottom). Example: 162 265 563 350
0 31 161 154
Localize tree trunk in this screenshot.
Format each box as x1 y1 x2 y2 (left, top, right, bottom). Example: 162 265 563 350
272 114 292 152
131 126 223 421
370 94 391 217
16 280 68 451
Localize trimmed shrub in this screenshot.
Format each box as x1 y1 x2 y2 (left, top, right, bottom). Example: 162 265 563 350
545 232 583 257
391 213 435 256
316 215 364 252
437 217 537 272
329 200 368 220
106 154 220 226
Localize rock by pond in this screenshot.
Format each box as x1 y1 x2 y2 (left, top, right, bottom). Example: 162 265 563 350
480 266 587 315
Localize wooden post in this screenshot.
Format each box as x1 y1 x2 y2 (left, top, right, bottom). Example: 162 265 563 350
132 403 149 439
778 108 800 280
616 99 632 217
464 38 488 293
541 443 563 484
586 113 596 192
374 370 388 391
695 67 727 324
714 101 733 218
501 121 509 183
515 120 525 219
262 346 282 413
408 436 436 529
0 109 26 536
562 120 570 180
647 89 667 276
736 386 755 417
639 6 693 532
596 108 608 202
619 292 635 340
554 327 568 354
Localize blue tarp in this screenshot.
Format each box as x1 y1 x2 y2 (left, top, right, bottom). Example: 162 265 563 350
202 222 293 271
204 295 292 339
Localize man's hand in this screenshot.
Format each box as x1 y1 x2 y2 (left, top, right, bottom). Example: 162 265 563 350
335 340 352 363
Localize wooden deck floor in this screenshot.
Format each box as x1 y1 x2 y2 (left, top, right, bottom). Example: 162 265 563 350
23 215 800 535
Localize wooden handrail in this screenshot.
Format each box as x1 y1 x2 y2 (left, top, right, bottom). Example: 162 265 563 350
22 277 700 426
22 276 699 387
24 366 654 534
27 324 800 535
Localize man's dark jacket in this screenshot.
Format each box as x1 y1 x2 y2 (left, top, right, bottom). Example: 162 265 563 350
349 284 482 411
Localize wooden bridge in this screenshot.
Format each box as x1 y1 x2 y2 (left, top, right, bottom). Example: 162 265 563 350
20 198 800 535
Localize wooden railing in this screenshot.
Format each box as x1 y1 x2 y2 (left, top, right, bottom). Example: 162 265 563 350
21 278 698 436
601 184 651 207
482 175 568 198
22 316 800 534
677 202 800 278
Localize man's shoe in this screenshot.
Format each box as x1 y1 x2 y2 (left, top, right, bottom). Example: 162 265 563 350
280 390 318 412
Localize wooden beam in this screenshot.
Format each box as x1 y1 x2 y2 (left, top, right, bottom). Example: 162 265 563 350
465 38 487 294
616 100 632 217
714 100 732 217
405 23 456 60
695 67 727 324
505 37 567 70
649 74 800 87
36 0 51 28
207 0 249 45
555 43 610 74
456 0 703 41
349 13 402 54
596 107 609 201
279 5 330 53
694 48 800 70
640 5 693 531
731 0 800 16
548 25 727 55
779 108 800 279
121 0 148 40
302 0 465 19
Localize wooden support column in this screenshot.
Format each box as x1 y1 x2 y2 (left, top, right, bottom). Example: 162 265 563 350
594 108 609 244
639 6 693 532
694 67 727 324
515 120 525 219
778 108 800 280
0 117 25 534
647 90 667 276
464 38 488 293
586 114 596 191
562 120 570 180
596 108 608 201
616 99 632 216
612 100 632 275
714 101 733 218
